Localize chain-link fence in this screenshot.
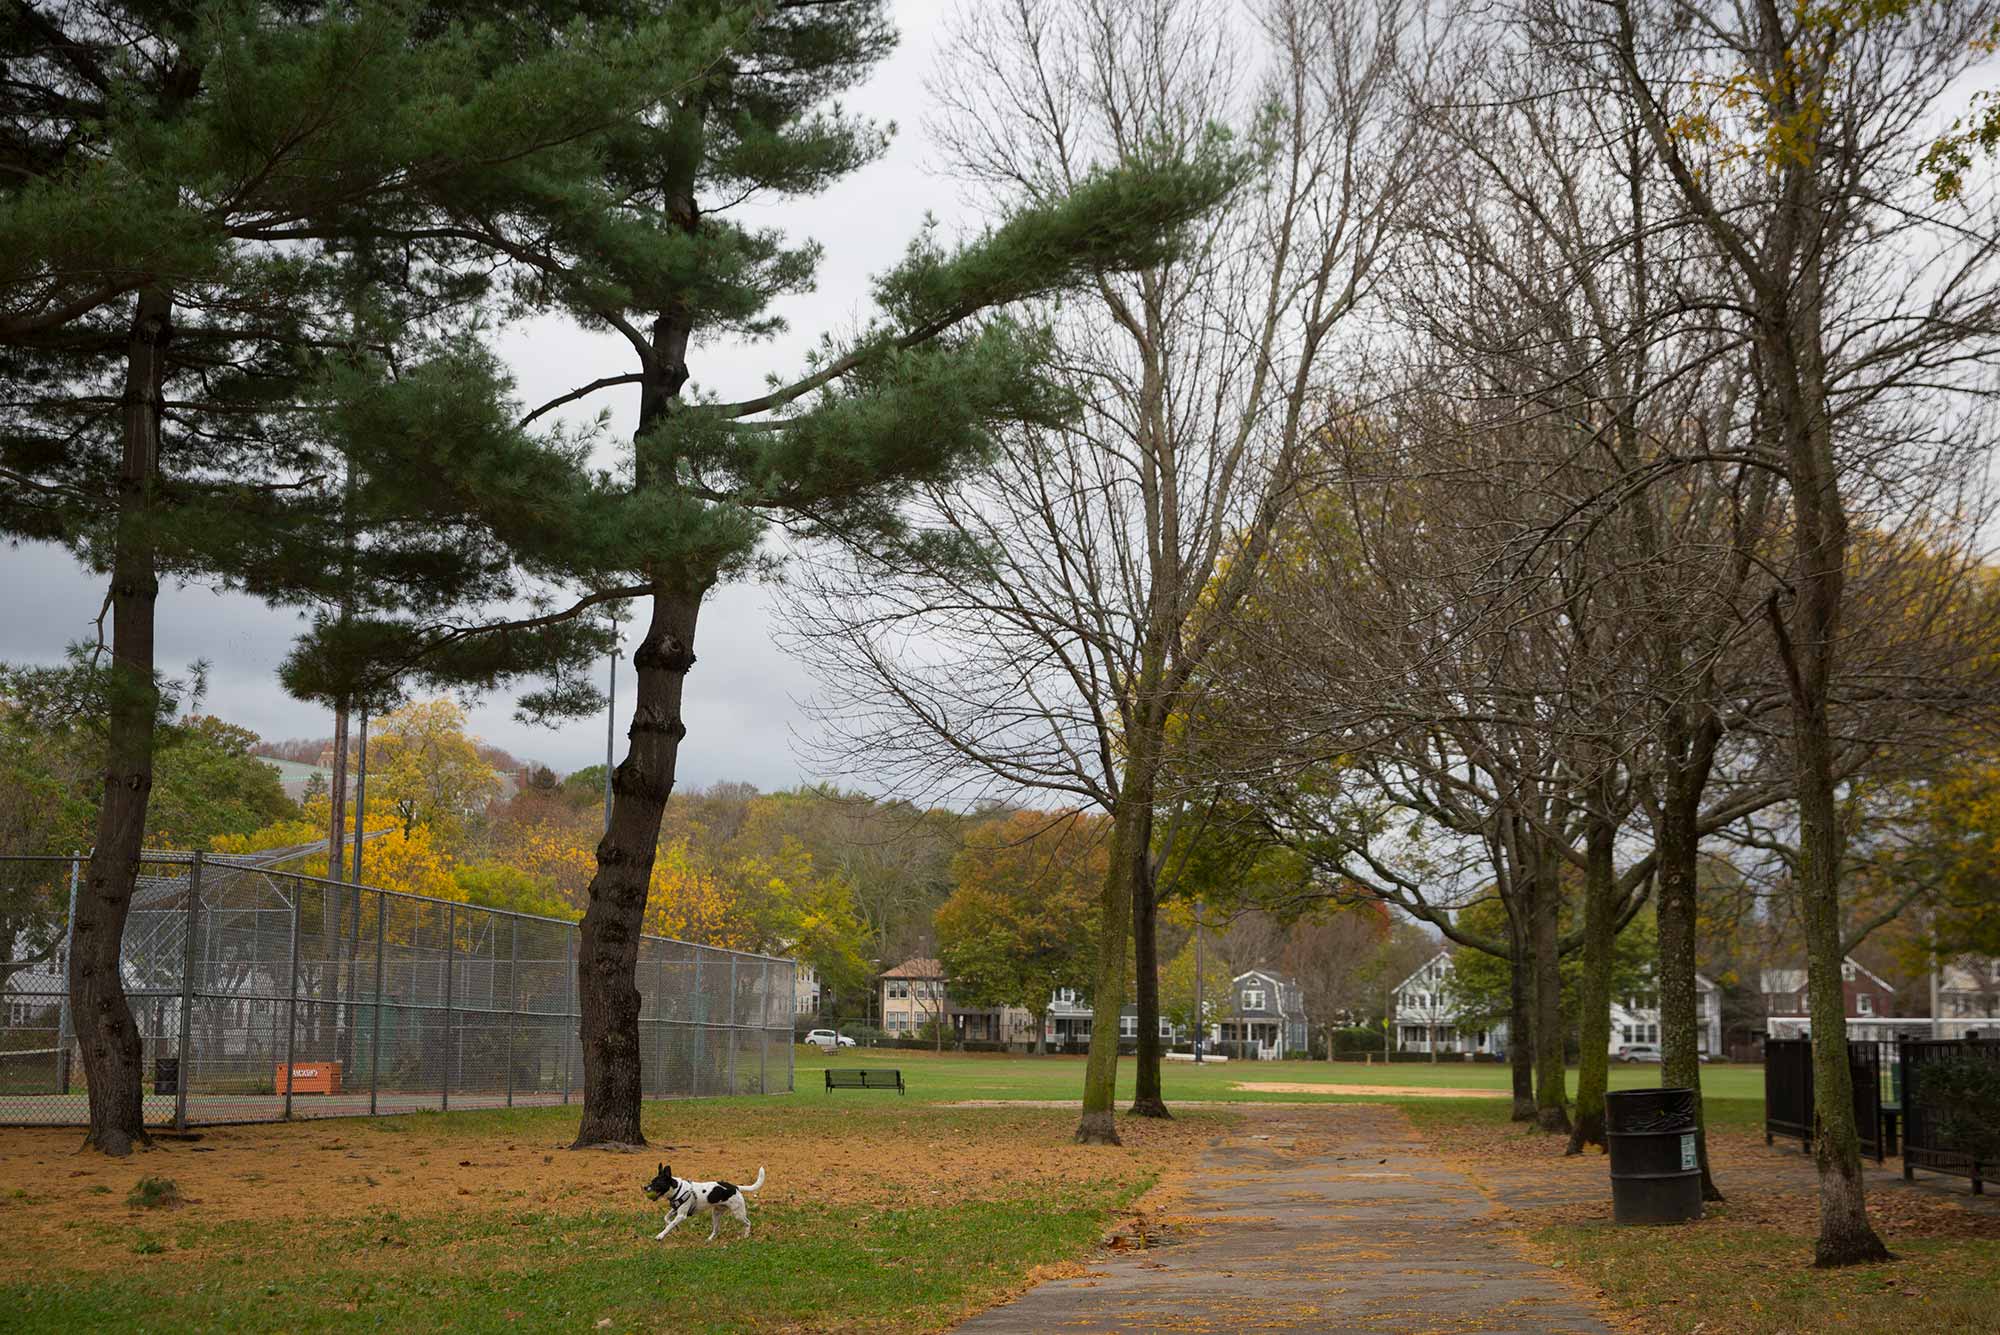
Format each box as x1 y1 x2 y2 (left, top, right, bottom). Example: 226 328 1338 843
0 852 795 1128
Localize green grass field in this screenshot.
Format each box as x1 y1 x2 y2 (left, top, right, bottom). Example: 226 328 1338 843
793 1045 1767 1124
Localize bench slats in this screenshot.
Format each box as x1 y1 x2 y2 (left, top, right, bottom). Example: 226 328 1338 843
824 1068 904 1094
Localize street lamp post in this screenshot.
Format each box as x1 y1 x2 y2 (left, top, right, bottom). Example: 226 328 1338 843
1193 899 1204 1063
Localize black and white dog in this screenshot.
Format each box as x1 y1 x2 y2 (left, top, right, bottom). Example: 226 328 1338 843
642 1163 764 1241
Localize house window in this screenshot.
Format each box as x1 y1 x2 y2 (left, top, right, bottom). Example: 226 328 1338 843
1119 1015 1137 1037
1054 987 1078 1005
888 982 909 1000
1857 994 1874 1016
1841 962 1857 982
1242 989 1266 1010
1159 1017 1173 1037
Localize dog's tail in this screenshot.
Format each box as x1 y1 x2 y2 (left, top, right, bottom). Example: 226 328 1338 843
740 1166 765 1193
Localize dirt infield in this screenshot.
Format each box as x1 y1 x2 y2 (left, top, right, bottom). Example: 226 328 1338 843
1230 1081 1510 1098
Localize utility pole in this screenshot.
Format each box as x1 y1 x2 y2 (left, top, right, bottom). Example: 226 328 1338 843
1193 899 1204 1063
351 702 368 883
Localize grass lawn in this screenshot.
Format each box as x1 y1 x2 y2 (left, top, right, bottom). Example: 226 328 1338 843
1535 1215 2000 1335
1390 1085 2000 1335
0 1087 1224 1334
0 1049 1801 1333
797 1044 1766 1119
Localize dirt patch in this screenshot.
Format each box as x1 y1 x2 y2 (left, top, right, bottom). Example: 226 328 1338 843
1230 1081 1509 1098
0 1102 1224 1273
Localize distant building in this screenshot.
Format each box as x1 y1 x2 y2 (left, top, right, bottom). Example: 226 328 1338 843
1393 950 1721 1057
1939 958 2000 1024
1762 956 1896 1037
1047 970 1307 1058
1215 969 1308 1058
875 958 1036 1044
1764 955 2000 1041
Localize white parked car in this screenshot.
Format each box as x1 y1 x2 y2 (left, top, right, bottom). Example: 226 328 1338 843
1618 1044 1663 1063
804 1028 856 1050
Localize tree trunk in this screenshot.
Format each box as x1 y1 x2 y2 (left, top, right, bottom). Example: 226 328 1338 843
1656 765 1723 1198
1567 809 1615 1154
1532 847 1571 1134
1763 287 1889 1261
74 288 173 1157
328 702 348 878
1077 790 1147 1144
1508 926 1536 1122
572 584 700 1149
1130 837 1168 1118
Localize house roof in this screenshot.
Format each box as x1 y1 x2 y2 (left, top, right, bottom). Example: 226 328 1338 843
1761 957 1895 995
880 957 946 980
1393 950 1454 995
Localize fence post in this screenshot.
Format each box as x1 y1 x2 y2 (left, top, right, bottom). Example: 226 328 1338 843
442 902 456 1112
56 853 80 1095
370 890 387 1115
506 916 518 1108
760 960 769 1096
691 949 703 1097
282 877 301 1121
174 853 202 1134
727 953 738 1096
562 929 574 1105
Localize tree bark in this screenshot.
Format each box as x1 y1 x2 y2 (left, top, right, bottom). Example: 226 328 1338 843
1656 750 1724 1198
74 288 173 1157
1532 843 1571 1134
1567 807 1616 1154
1078 784 1148 1144
1763 264 1889 1262
1508 918 1536 1122
571 584 700 1149
1130 835 1168 1118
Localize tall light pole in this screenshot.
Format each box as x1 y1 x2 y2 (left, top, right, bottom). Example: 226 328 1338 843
1193 898 1204 1063
603 609 620 834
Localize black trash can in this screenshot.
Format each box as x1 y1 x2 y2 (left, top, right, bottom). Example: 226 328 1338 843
153 1056 179 1096
1606 1087 1703 1224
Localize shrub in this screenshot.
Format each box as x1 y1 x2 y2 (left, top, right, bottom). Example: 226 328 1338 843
1919 1051 2000 1160
126 1177 182 1209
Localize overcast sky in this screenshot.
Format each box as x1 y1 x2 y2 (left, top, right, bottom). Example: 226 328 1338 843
0 1 969 790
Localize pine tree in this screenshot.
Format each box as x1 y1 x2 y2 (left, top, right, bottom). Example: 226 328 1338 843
353 0 1241 1146
0 2 702 1155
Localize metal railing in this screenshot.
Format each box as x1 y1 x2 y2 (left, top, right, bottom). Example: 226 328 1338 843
1761 1037 1889 1163
0 852 796 1127
1901 1035 1997 1192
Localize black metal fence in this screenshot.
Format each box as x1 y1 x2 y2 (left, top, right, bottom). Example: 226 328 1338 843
0 852 796 1128
1901 1036 1996 1193
1762 1038 1889 1163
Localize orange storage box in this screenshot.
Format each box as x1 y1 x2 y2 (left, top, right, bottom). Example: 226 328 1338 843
275 1062 342 1095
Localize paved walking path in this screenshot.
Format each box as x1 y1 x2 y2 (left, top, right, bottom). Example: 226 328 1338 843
956 1104 1612 1335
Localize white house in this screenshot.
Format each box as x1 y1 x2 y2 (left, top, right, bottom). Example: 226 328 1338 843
793 961 821 1016
1043 969 1308 1058
1393 950 1722 1057
1392 951 1501 1056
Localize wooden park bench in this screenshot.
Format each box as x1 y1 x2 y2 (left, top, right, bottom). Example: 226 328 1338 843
824 1067 904 1095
